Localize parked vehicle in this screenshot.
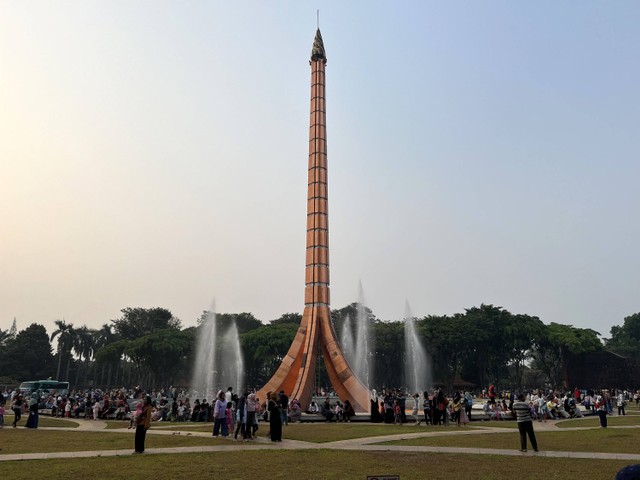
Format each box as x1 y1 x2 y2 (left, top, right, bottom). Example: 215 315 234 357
19 379 70 397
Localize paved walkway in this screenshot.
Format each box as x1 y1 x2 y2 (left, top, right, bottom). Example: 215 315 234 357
2 417 640 463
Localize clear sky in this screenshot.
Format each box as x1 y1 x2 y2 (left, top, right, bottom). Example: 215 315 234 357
1 1 638 338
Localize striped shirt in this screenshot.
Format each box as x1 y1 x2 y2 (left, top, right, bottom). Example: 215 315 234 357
512 401 532 422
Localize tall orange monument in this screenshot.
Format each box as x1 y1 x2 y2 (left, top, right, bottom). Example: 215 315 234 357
256 29 371 412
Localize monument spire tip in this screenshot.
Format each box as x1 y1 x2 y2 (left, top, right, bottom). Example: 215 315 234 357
311 27 326 61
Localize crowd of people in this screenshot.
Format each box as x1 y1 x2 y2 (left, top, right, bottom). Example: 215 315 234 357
1 384 638 434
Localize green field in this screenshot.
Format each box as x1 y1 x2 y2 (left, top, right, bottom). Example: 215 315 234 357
557 415 640 429
380 426 640 454
1 417 638 480
151 421 438 442
0 429 216 454
0 450 631 480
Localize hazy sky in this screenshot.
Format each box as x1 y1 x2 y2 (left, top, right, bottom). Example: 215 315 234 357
1 1 638 338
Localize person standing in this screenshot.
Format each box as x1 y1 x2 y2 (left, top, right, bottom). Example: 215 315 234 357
25 393 39 429
409 393 421 425
596 394 608 428
617 391 626 416
278 390 289 426
512 393 538 452
370 390 382 423
134 396 152 453
212 391 226 438
397 390 407 423
234 392 247 441
422 391 432 425
268 392 282 441
452 392 462 426
246 393 257 438
12 394 23 428
464 391 474 422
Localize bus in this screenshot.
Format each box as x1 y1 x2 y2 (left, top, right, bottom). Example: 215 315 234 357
19 380 70 397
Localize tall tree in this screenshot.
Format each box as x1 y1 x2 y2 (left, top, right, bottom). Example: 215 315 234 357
532 323 602 389
73 326 96 387
51 319 75 381
422 314 468 391
0 324 54 379
241 321 298 387
112 307 180 340
606 312 640 358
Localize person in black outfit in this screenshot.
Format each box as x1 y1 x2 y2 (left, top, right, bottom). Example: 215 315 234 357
268 392 282 441
397 390 407 423
278 391 289 426
12 394 23 427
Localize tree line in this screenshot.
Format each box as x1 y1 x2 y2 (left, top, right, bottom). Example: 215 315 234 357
1 305 638 392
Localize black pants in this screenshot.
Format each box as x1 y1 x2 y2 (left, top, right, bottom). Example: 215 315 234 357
598 410 607 428
135 425 147 452
234 421 246 439
517 420 538 451
13 408 21 426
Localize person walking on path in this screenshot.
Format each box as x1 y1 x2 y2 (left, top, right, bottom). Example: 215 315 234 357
25 393 39 429
134 395 152 453
511 393 538 453
11 394 23 428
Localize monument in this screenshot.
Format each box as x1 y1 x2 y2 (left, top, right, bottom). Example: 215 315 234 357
256 29 370 412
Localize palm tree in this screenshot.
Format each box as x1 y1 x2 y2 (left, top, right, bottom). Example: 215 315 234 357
51 319 75 381
93 324 116 386
73 326 96 388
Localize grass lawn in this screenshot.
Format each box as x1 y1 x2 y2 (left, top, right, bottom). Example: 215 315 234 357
153 421 441 442
3 414 79 428
0 430 217 454
557 415 640 429
380 426 640 454
469 421 519 429
0 450 631 480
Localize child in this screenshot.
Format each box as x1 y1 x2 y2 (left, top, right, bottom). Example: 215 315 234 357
334 401 343 422
0 404 5 429
129 401 142 429
224 402 233 437
394 400 401 425
92 400 101 420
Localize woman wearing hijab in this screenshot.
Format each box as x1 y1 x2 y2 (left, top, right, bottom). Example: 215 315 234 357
268 392 282 441
25 393 39 428
370 390 382 423
134 395 152 453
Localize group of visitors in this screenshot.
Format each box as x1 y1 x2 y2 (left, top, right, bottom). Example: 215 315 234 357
369 388 473 427
0 392 41 428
